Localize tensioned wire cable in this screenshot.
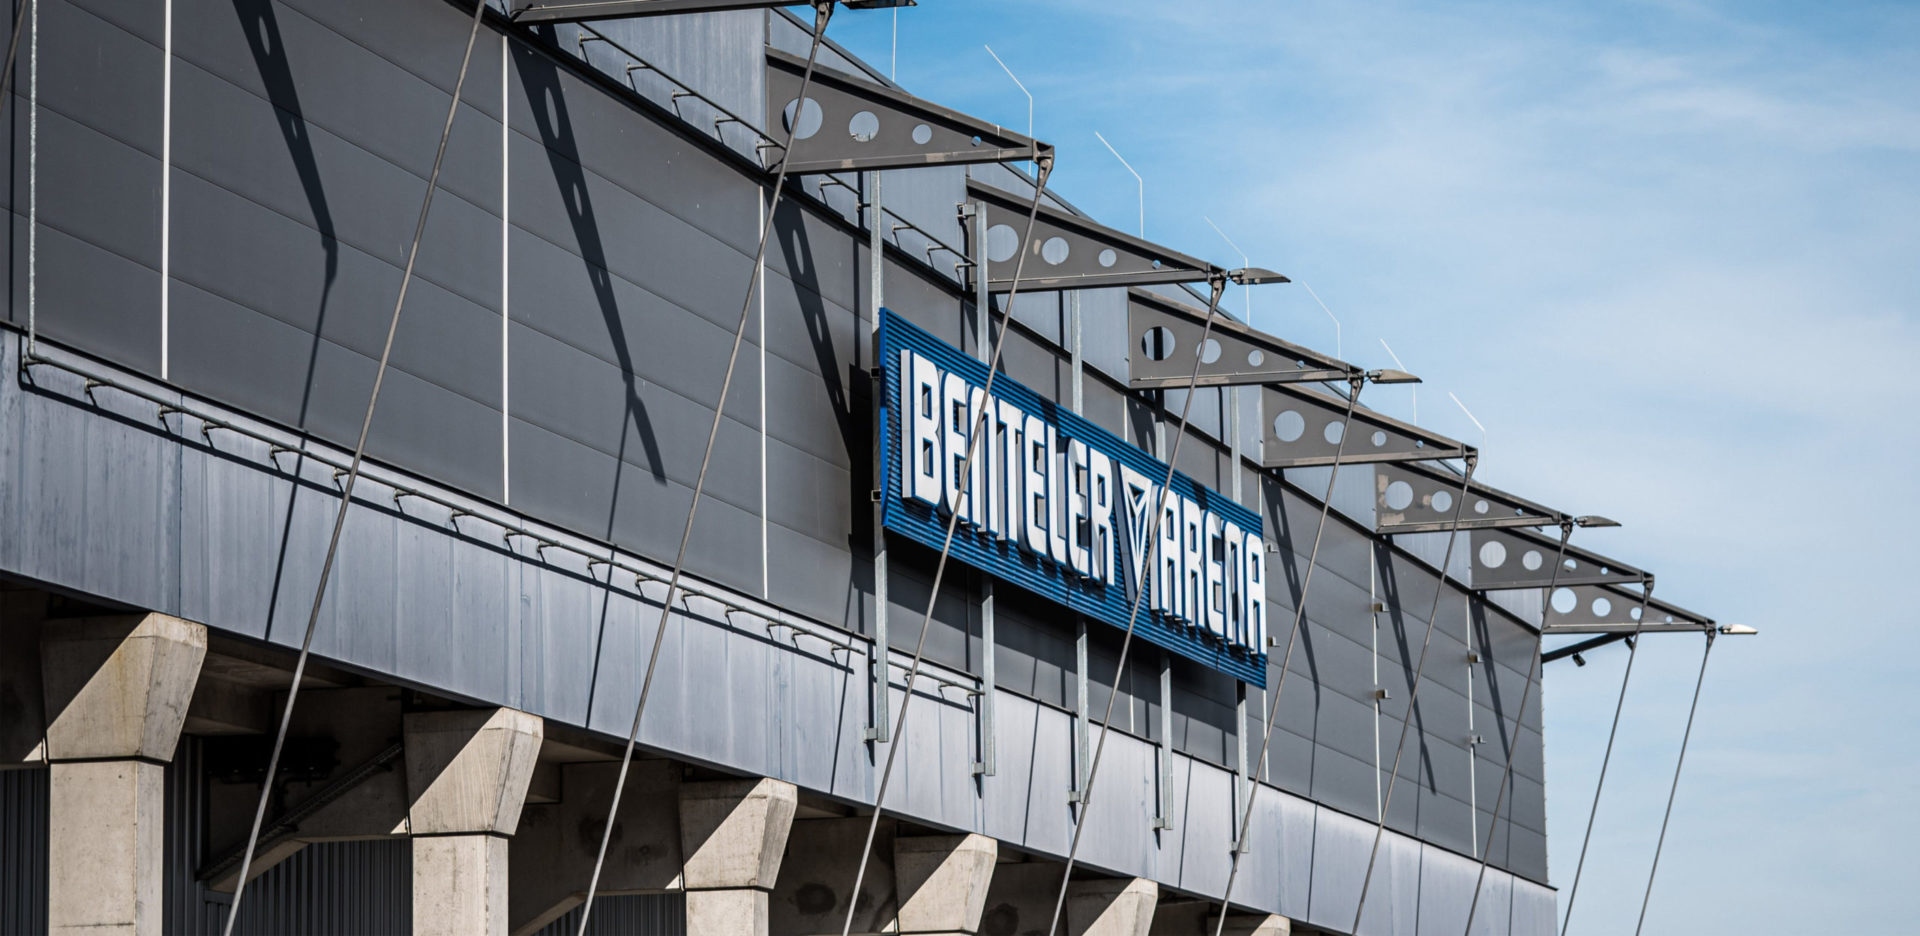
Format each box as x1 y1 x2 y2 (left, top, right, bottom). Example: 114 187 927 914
576 5 838 933
1199 380 1380 936
221 2 490 931
1634 629 1715 936
1558 578 1656 935
1460 521 1576 936
834 157 1057 936
1338 458 1480 935
1046 364 1369 936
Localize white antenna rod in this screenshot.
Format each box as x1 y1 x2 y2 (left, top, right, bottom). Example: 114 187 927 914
1379 338 1415 424
1297 282 1341 359
1449 391 1487 450
890 9 897 81
1094 130 1143 237
1203 215 1251 324
983 45 1032 174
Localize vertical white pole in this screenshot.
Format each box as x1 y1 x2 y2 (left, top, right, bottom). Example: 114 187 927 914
759 195 768 596
160 0 172 377
500 34 511 503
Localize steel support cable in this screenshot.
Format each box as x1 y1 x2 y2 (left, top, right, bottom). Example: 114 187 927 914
220 3 490 932
576 5 836 933
1557 579 1656 935
1340 457 1481 935
1460 522 1576 936
835 158 1058 936
1634 629 1715 936
1197 380 1369 936
1040 366 1365 936
1041 279 1244 936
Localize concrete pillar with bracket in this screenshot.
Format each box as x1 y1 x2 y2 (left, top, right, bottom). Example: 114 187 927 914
680 777 799 936
405 707 545 936
40 613 207 936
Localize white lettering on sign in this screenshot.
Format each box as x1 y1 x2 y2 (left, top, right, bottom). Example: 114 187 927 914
899 348 1267 653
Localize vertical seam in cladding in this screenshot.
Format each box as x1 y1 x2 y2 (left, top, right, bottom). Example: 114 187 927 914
161 0 172 379
501 33 511 505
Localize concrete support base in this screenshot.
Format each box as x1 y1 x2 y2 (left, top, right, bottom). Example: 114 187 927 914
405 707 543 936
41 613 206 936
1065 877 1159 936
895 833 998 935
47 761 166 936
415 834 513 936
680 778 798 936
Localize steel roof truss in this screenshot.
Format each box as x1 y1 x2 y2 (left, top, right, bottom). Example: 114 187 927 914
1263 383 1468 468
967 180 1217 291
765 49 1047 173
1374 461 1560 533
513 0 874 24
1126 289 1352 390
1542 583 1712 633
1468 527 1646 590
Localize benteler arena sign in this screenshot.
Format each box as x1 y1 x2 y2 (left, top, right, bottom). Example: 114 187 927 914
879 310 1269 685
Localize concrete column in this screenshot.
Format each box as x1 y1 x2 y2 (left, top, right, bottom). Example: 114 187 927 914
40 613 207 936
894 833 998 935
1210 912 1290 936
680 777 798 936
405 707 545 936
1066 877 1159 936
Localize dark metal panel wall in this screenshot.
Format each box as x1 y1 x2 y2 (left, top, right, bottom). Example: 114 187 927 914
0 767 47 935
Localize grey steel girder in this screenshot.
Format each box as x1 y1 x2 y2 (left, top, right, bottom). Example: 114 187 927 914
1374 461 1562 534
512 0 903 24
1540 583 1712 634
1263 383 1469 468
1469 526 1646 590
765 49 1049 173
966 180 1228 291
1126 288 1354 390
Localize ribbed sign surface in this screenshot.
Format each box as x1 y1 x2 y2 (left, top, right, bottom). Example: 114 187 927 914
879 310 1268 685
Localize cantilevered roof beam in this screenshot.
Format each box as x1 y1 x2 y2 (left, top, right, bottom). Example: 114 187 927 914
1374 460 1567 533
1125 288 1355 389
765 48 1050 172
512 0 911 24
1263 382 1469 468
966 179 1281 291
1469 525 1646 590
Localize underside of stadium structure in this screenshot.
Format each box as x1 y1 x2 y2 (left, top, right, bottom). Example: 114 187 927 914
0 1 1734 934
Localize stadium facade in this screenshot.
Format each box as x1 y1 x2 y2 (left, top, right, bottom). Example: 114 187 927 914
0 1 1725 933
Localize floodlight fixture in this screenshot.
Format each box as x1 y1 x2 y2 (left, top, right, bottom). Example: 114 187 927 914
1575 515 1621 528
1367 369 1421 385
1718 624 1758 636
842 0 914 8
1227 267 1290 286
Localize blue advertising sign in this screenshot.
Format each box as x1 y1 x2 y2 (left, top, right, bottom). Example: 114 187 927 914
879 310 1268 685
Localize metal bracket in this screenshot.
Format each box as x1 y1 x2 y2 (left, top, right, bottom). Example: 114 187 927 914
765 49 1047 173
1264 383 1470 468
966 180 1229 291
1468 526 1645 590
1126 289 1352 389
1374 461 1564 534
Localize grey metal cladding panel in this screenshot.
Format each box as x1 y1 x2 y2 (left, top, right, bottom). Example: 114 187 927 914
1310 743 1378 821
1250 723 1315 796
1073 731 1157 881
1305 680 1376 766
880 675 977 830
1169 757 1236 898
508 321 760 509
981 693 1075 855
1305 806 1376 934
763 437 852 555
1285 621 1374 712
1416 845 1477 936
1077 288 1129 380
1512 879 1558 936
1163 387 1225 443
991 596 1074 709
1234 782 1316 919
765 519 857 627
172 4 503 225
878 164 966 259
1416 784 1477 857
998 325 1065 401
1002 291 1064 348
279 0 507 120
883 551 974 674
766 201 865 320
506 43 761 261
169 171 503 408
884 264 966 347
1080 376 1129 439
40 0 161 158
7 213 160 374
591 9 765 125
169 283 504 499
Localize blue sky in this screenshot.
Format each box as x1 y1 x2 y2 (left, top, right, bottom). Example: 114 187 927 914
824 1 1919 931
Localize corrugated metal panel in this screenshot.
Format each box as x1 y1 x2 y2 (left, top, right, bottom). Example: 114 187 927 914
165 738 412 935
531 893 686 936
0 767 48 935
